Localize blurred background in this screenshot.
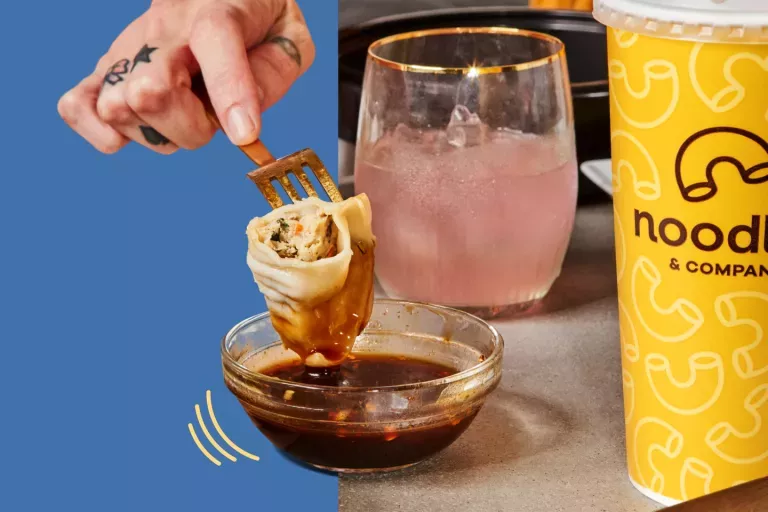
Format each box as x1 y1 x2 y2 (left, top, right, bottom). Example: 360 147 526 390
340 0 592 28
338 0 608 205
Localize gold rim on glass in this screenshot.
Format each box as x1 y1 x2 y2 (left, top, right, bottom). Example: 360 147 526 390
367 27 566 75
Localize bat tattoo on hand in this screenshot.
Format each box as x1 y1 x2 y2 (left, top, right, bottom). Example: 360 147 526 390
131 44 158 72
102 44 157 87
103 59 130 86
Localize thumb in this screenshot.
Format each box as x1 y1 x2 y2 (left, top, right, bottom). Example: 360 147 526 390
189 5 265 145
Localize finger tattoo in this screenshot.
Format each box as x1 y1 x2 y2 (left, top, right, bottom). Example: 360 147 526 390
139 125 170 145
131 44 158 72
269 36 301 67
103 59 130 86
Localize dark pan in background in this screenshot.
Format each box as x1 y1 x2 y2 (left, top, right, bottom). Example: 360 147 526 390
339 7 610 205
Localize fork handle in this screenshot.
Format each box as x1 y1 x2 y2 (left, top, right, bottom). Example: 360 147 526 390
191 75 275 167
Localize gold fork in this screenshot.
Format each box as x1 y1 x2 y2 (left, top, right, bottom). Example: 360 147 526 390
244 148 343 209
192 79 343 209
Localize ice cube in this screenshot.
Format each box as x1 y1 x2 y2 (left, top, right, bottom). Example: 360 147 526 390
450 104 477 125
446 125 467 148
446 104 487 148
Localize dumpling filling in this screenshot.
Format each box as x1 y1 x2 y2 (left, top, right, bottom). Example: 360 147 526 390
257 211 337 262
246 195 376 366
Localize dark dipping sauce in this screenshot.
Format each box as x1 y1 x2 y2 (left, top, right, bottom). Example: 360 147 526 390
267 353 455 386
246 354 480 471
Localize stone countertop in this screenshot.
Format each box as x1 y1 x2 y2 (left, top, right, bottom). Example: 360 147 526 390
339 204 663 512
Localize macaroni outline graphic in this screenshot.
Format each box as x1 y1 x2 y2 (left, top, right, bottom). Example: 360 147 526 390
609 59 680 130
189 423 221 466
195 404 236 463
612 130 662 201
634 417 684 494
706 384 768 465
623 369 636 424
615 207 627 282
715 291 768 380
188 390 260 466
613 29 639 49
674 127 768 203
679 457 714 501
205 390 260 461
631 256 705 343
645 352 724 416
618 299 640 363
689 43 768 120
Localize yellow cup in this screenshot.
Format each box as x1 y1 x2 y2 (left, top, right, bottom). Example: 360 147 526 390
607 28 768 505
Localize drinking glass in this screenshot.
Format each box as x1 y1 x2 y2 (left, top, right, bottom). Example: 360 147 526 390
355 28 578 318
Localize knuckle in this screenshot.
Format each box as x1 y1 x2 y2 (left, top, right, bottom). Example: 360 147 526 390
191 4 240 40
287 0 306 21
125 75 170 114
297 27 315 69
57 90 81 124
192 7 224 34
96 92 132 124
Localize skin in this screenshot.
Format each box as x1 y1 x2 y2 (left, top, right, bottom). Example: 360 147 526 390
58 0 315 154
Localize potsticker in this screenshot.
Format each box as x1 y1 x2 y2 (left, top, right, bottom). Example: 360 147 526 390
246 194 375 366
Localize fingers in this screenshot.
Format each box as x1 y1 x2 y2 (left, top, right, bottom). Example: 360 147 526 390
58 15 150 154
58 73 129 154
59 0 316 154
95 44 219 154
189 5 264 145
123 47 216 150
188 0 315 144
96 54 179 155
245 0 315 111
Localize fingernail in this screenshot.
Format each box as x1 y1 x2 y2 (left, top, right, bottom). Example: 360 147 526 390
226 105 258 145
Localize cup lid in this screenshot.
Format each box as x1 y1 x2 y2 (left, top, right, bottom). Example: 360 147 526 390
594 0 768 43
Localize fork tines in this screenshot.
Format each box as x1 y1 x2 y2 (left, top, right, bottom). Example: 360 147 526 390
246 149 343 209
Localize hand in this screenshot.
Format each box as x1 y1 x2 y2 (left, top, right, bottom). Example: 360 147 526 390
58 0 314 154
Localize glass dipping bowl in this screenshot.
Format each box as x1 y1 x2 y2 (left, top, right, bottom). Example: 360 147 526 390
221 299 503 473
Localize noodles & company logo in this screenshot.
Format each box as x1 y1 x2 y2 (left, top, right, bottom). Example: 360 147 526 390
633 126 768 278
676 127 768 203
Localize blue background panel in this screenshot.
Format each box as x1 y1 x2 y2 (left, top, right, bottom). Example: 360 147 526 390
0 1 339 510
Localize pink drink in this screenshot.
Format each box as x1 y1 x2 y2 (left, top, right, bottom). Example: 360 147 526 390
355 127 578 309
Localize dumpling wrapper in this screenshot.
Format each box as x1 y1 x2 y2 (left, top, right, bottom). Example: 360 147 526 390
246 194 376 365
